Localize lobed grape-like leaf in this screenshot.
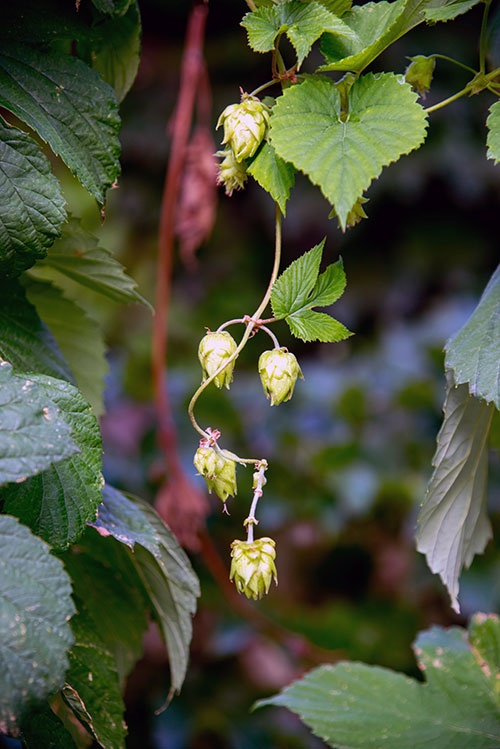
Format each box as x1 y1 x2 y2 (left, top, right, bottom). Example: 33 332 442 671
269 73 428 229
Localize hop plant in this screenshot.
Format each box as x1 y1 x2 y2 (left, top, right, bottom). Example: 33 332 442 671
217 95 270 162
230 537 277 599
198 330 237 389
216 146 248 196
258 348 303 406
193 446 237 503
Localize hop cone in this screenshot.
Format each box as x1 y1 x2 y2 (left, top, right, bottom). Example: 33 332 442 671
258 348 303 406
217 96 270 162
193 446 237 503
230 537 277 600
198 331 237 389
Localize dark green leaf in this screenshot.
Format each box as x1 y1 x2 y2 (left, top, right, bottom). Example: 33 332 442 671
269 74 427 229
416 379 495 613
25 278 108 416
61 528 149 684
0 118 66 278
0 0 93 45
62 608 126 749
0 361 78 486
0 515 75 735
257 614 500 748
91 486 200 694
0 43 120 204
79 1 141 102
445 264 500 407
20 703 75 749
486 101 500 165
247 142 296 215
37 217 149 307
0 279 73 382
3 377 103 550
241 1 356 67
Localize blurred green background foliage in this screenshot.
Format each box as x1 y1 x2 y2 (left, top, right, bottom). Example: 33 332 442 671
50 2 500 746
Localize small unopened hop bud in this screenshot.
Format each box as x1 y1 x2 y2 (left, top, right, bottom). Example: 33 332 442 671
198 331 237 389
193 446 237 503
230 537 277 600
216 147 248 196
405 55 436 95
258 348 303 406
217 95 270 162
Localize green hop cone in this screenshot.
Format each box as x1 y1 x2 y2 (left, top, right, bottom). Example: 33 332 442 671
216 147 248 196
193 446 237 503
258 348 303 406
230 537 277 600
217 95 270 162
198 330 237 389
405 55 436 95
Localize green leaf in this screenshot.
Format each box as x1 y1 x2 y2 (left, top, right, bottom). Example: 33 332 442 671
241 0 357 68
61 527 149 685
416 379 495 613
287 309 352 342
0 515 75 735
37 217 149 307
20 703 75 749
271 241 351 342
91 485 200 694
0 43 120 204
269 74 428 229
257 614 500 748
62 608 126 749
445 264 500 407
3 376 103 550
487 101 500 165
25 278 108 416
0 279 74 382
0 118 66 278
247 142 296 215
423 0 482 22
319 0 461 73
319 0 408 72
0 361 78 486
79 1 141 102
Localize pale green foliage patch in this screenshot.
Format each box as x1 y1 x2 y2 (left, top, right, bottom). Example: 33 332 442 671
258 614 500 748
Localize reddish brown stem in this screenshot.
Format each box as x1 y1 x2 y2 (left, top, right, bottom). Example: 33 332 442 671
152 1 209 476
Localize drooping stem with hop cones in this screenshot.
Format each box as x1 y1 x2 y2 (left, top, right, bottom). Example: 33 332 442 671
189 82 352 601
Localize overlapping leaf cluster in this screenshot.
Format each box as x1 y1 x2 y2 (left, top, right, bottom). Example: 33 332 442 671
0 2 199 746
